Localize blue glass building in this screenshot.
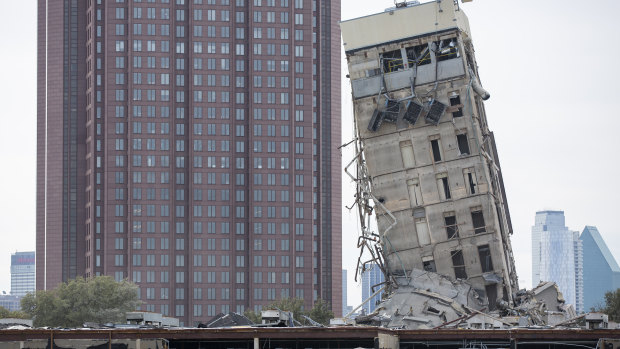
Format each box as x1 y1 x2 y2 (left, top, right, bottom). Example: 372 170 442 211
580 226 620 311
361 263 385 314
532 211 583 313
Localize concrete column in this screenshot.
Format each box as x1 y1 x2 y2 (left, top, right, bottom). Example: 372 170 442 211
377 332 399 349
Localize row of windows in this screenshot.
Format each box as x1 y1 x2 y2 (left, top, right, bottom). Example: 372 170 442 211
115 0 301 8
95 220 316 236
101 204 309 220
111 253 309 270
112 7 305 25
122 73 305 90
103 104 308 122
100 156 306 174
117 22 307 42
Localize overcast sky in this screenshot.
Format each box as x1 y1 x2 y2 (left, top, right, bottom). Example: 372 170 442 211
1 1 619 309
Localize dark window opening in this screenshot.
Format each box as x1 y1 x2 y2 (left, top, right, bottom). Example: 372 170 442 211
406 43 431 66
444 215 459 239
472 210 486 234
441 177 451 200
382 49 403 73
485 285 498 311
423 260 436 272
457 133 470 155
478 244 493 272
435 38 460 62
451 250 467 279
450 95 463 118
467 172 476 194
431 139 442 162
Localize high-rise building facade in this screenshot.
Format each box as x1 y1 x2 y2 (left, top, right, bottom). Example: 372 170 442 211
37 0 342 325
341 268 347 316
531 211 583 313
361 263 384 314
580 226 620 312
10 251 36 297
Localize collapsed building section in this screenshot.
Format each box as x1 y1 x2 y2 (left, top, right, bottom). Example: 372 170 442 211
341 0 521 326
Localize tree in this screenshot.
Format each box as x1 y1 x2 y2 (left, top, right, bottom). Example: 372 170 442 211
0 306 29 319
597 288 620 322
21 276 141 327
244 298 334 326
306 298 334 326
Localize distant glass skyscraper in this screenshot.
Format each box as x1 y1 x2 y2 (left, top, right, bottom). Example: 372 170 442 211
580 226 620 311
531 211 583 313
11 251 35 297
361 263 384 314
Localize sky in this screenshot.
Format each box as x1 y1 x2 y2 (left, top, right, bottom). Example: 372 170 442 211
1 0 619 310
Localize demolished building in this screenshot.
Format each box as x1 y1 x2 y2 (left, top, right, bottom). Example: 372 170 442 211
340 0 572 329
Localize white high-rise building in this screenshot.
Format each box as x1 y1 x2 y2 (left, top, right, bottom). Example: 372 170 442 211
11 251 35 297
532 211 583 313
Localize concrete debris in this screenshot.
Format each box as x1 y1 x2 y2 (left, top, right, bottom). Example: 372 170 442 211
198 312 254 328
354 273 579 329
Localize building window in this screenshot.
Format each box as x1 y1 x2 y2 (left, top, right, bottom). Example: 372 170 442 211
436 173 451 201
451 250 467 279
414 209 430 246
422 256 436 272
463 168 478 195
457 133 470 155
400 140 415 168
406 178 423 207
450 94 463 118
430 136 442 162
444 213 459 239
471 209 486 234
478 244 493 273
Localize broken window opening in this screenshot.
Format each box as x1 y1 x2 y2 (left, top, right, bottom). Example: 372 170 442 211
478 244 494 273
451 249 467 279
457 133 470 155
444 214 459 239
436 174 451 201
425 100 446 125
450 94 463 118
485 284 498 311
382 49 404 73
430 138 442 162
466 171 477 195
435 38 460 62
403 100 423 125
414 216 431 246
400 141 415 169
422 259 436 272
471 210 486 234
407 178 423 207
405 43 431 67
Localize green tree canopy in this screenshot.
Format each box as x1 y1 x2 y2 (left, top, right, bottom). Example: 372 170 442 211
0 306 29 320
597 288 620 322
244 298 334 326
21 276 141 328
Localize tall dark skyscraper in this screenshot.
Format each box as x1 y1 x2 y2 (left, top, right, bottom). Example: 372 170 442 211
37 0 341 325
